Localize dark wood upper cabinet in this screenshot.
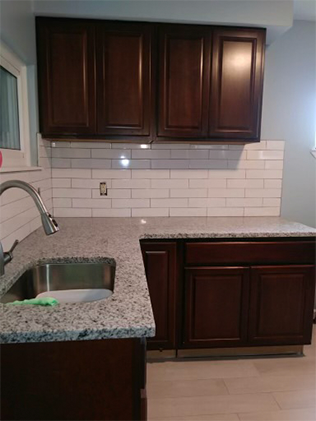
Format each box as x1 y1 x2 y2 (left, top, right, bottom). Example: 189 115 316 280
36 18 266 142
209 28 265 139
141 242 177 350
248 265 315 346
183 267 250 348
96 22 152 136
36 18 96 135
157 25 211 138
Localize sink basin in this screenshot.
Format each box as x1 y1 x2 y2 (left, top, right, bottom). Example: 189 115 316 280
0 262 115 304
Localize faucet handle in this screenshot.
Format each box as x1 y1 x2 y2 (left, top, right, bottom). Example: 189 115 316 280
8 239 19 254
3 239 19 266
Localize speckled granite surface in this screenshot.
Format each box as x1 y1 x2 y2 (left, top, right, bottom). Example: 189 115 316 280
0 217 315 344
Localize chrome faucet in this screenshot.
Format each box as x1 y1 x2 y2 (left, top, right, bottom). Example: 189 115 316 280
0 180 59 276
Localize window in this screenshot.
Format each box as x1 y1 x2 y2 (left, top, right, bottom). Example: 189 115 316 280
0 42 31 169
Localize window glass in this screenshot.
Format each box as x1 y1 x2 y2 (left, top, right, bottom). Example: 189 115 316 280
0 65 20 150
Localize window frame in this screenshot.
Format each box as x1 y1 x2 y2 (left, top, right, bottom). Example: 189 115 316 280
0 41 31 169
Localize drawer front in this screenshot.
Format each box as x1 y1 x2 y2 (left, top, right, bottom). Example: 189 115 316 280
185 241 316 266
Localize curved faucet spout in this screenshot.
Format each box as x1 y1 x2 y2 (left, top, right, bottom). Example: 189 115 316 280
0 180 59 276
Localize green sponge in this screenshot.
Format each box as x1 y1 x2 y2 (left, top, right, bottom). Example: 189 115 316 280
7 297 59 306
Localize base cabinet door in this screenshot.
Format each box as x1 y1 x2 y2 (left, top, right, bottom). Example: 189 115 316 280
248 265 316 346
183 267 250 348
141 242 177 350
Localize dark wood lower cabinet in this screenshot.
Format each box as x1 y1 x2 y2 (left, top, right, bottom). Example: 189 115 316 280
141 238 316 352
248 265 316 346
1 338 146 421
183 267 250 348
141 242 177 350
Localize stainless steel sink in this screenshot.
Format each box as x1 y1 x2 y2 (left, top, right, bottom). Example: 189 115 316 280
0 262 116 304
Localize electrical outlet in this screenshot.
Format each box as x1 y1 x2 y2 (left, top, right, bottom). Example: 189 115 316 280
100 182 107 196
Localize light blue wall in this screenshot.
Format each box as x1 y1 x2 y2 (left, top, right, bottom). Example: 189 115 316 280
0 0 38 165
261 20 316 227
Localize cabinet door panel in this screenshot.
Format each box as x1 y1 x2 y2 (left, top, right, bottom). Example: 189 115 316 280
183 267 250 348
249 265 315 345
37 19 96 135
97 23 151 136
209 28 265 140
158 25 210 138
141 242 177 350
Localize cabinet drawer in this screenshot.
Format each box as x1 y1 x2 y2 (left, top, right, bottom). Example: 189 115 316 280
185 241 316 266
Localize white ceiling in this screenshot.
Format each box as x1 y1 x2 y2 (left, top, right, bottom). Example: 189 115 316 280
294 0 316 21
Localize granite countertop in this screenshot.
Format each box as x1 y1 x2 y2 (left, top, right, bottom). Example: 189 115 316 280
0 216 315 344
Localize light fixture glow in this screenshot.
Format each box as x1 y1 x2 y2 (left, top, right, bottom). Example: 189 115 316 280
120 158 130 167
140 144 150 149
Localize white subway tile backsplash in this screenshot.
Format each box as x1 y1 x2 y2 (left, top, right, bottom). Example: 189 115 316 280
132 189 169 198
54 208 92 217
112 198 150 208
170 208 207 217
92 208 131 217
132 208 169 217
48 139 284 218
244 207 280 216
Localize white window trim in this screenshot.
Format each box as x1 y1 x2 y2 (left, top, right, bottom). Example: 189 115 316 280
0 42 31 169
311 148 316 159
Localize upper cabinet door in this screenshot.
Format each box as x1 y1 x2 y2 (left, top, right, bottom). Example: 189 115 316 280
209 28 265 140
37 19 96 135
97 23 151 136
158 25 211 138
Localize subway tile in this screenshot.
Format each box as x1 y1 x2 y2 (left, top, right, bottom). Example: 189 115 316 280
245 189 281 198
208 189 245 198
171 170 208 179
52 148 90 158
132 170 170 179
227 198 262 207
209 150 230 160
190 179 227 189
243 141 267 150
247 151 284 160
132 208 169 217
265 160 284 169
151 198 188 208
246 170 283 179
72 178 112 189
264 179 282 188
272 390 315 410
226 150 248 160
91 149 131 159
53 188 91 198
263 198 281 207
50 141 71 148
238 408 316 421
92 189 131 199
51 158 71 168
151 179 188 189
132 189 169 199
92 208 131 217
52 178 71 188
52 169 92 179
39 157 51 168
0 196 34 223
70 141 111 149
111 143 151 149
227 179 264 189
71 159 111 169
266 140 285 150
170 208 207 217
54 208 92 217
152 143 191 149
189 198 226 208
152 160 189 169
207 208 244 216
112 159 151 169
209 170 246 179
192 144 229 150
228 160 265 169
170 189 207 198
0 207 40 238
112 198 150 208
92 169 131 179
72 198 111 208
244 207 280 216
112 179 150 189
189 160 228 169
132 149 170 159
53 198 71 208
1 223 33 250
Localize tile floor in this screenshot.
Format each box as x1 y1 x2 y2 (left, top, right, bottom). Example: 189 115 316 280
147 327 316 421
